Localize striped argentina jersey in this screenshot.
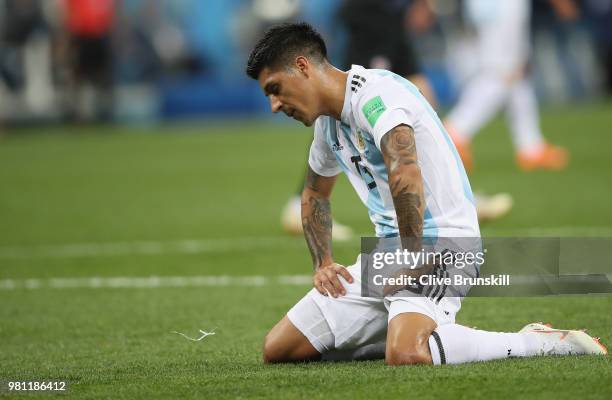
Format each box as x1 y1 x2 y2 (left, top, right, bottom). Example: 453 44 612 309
308 65 480 238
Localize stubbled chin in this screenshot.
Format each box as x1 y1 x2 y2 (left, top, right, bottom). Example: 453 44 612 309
301 116 315 127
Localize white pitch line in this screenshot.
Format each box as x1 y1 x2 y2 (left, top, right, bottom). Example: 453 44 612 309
0 236 316 260
0 227 610 260
0 275 313 290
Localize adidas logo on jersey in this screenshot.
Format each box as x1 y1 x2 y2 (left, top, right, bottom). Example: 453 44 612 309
332 143 344 152
351 75 366 93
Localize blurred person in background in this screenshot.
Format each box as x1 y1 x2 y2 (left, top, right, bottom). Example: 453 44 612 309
0 0 54 119
0 0 43 93
444 0 576 173
531 0 592 101
585 0 612 94
58 0 116 122
339 0 436 106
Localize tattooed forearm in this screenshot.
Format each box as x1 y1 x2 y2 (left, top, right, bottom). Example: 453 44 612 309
302 196 332 269
302 167 334 270
381 125 424 250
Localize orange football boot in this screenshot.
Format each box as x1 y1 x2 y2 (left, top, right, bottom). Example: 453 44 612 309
516 143 569 171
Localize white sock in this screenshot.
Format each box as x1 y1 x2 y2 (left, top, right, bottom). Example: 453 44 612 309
506 77 545 153
428 324 541 365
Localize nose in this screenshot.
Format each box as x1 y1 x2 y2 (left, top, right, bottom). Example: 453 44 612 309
269 95 282 113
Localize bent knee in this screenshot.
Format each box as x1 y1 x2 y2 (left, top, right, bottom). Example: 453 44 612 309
385 346 432 366
263 334 321 364
262 316 322 364
263 334 287 364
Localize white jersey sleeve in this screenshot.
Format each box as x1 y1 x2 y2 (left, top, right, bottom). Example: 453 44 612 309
308 117 342 177
354 76 421 150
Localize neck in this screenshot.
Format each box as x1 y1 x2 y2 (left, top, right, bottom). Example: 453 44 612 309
318 66 348 121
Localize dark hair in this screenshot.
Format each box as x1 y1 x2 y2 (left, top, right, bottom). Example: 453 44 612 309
246 22 328 79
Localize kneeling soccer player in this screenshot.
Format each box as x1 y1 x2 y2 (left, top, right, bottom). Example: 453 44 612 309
245 23 607 365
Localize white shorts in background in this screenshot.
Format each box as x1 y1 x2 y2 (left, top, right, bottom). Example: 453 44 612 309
466 0 531 76
287 256 460 354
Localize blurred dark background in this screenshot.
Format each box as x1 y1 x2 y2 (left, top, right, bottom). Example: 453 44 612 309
0 0 611 125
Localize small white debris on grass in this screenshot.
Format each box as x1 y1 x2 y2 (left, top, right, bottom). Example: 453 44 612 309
171 328 216 341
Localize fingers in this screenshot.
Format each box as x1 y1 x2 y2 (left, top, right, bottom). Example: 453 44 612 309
322 278 338 297
313 276 326 296
314 274 335 297
324 268 345 298
336 265 354 284
313 265 353 298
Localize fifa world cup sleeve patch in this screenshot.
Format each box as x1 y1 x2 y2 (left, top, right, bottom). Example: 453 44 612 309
362 96 387 128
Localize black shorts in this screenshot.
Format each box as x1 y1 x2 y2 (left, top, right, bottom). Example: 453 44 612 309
344 33 421 77
70 35 112 83
339 0 421 77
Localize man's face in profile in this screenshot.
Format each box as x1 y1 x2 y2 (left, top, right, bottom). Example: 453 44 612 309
258 63 319 127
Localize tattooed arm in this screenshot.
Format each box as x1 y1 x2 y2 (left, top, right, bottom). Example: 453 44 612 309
302 166 353 297
380 124 425 251
301 166 335 269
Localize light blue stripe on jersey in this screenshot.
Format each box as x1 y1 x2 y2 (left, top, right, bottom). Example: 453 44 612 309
358 128 398 237
360 130 438 239
322 117 351 174
338 123 397 237
361 132 388 180
373 70 475 205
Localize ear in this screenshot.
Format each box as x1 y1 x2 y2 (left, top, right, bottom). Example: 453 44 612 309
295 56 310 77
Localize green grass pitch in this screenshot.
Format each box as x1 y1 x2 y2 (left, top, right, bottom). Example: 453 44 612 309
0 102 611 399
